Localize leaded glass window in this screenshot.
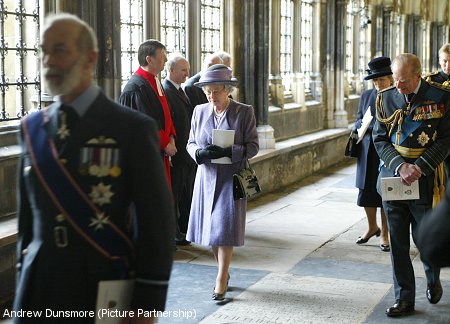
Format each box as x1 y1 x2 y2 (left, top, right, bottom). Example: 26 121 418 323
0 0 40 122
120 0 143 87
200 0 221 64
160 0 186 56
280 0 293 93
301 0 312 93
346 1 356 94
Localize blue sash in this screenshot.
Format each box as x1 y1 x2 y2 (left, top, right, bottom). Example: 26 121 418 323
390 113 423 145
22 110 132 278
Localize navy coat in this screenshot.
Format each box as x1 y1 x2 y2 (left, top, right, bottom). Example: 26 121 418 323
14 91 175 320
353 88 379 190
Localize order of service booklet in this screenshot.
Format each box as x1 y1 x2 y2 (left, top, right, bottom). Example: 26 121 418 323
381 177 420 201
95 280 134 324
211 129 235 164
356 107 373 144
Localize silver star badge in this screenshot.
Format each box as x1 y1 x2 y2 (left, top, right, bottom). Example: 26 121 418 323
57 124 70 139
89 212 109 231
88 182 114 206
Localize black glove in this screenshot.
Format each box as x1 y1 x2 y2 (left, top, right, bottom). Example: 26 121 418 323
196 148 224 160
205 144 232 158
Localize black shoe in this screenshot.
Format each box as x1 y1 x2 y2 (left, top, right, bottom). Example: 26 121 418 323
385 300 415 317
356 228 381 244
380 244 390 252
175 238 191 246
212 286 227 301
427 281 443 304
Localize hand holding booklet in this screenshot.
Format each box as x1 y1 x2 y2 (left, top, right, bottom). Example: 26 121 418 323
211 129 235 164
381 177 420 201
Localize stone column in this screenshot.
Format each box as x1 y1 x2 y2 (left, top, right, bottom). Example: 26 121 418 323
232 0 274 149
186 0 202 73
325 0 347 128
95 1 122 100
333 0 348 128
143 0 160 40
45 0 122 100
269 0 284 108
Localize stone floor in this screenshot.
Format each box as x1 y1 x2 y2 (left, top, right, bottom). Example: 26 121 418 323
160 159 450 324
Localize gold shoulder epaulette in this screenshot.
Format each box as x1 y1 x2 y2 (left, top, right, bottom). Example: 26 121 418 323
425 71 440 82
429 80 450 92
378 85 395 93
426 71 440 77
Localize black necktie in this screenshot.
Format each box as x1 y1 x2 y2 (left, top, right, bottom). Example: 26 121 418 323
56 104 79 151
406 93 414 103
179 87 189 102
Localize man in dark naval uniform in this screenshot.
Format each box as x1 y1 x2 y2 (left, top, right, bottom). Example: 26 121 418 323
373 53 450 318
426 43 450 178
418 185 450 268
426 43 450 87
13 14 174 324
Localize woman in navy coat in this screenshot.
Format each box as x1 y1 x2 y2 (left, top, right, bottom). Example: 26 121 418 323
353 57 393 251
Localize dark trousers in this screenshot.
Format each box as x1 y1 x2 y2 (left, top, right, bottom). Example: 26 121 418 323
171 163 196 236
383 199 440 303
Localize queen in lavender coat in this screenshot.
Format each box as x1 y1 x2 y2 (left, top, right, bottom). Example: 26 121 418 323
186 64 259 301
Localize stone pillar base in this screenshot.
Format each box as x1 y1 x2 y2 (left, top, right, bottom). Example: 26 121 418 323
334 110 348 128
257 124 276 149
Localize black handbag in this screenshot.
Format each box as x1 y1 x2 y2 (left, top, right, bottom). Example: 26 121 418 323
233 159 261 200
344 132 360 158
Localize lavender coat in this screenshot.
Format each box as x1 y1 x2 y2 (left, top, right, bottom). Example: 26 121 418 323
186 100 259 246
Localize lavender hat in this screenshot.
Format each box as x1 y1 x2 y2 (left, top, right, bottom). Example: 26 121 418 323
194 64 238 87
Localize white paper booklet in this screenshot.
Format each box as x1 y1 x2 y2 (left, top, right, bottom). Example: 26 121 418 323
356 107 373 144
381 177 420 201
95 280 134 324
211 129 235 164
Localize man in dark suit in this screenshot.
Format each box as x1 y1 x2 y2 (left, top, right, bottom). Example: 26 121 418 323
373 53 450 317
13 14 174 324
162 54 195 245
183 53 223 109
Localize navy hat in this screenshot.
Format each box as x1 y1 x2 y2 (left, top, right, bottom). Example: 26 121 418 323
364 56 393 80
194 64 238 87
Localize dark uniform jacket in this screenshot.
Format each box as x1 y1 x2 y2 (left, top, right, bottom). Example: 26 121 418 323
426 70 450 86
373 80 450 205
14 91 175 321
418 185 450 267
426 71 450 174
183 72 208 109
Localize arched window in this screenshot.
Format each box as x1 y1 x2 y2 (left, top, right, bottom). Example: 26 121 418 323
0 0 40 122
119 0 144 87
200 0 221 63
